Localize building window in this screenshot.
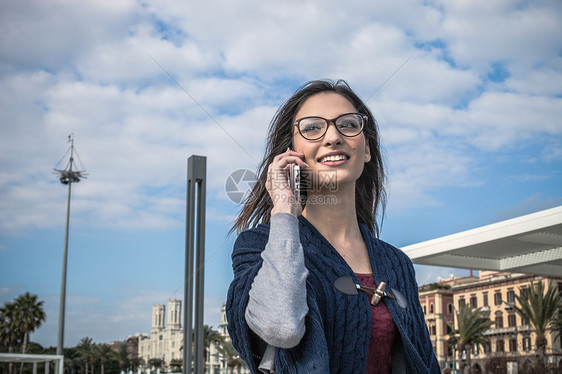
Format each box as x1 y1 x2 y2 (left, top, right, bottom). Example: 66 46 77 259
496 339 505 352
484 340 491 353
520 287 528 299
523 336 531 351
495 313 504 328
508 314 516 327
494 292 502 306
509 338 517 352
483 293 488 306
459 298 465 308
507 290 515 303
430 304 434 313
448 303 453 314
423 305 426 314
470 296 477 308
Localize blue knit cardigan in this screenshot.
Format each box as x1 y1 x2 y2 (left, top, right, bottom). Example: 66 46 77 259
226 216 440 373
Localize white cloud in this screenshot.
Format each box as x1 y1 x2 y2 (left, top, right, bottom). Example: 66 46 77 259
0 0 137 74
506 64 562 96
1 0 561 235
437 0 562 69
455 92 562 150
385 140 475 211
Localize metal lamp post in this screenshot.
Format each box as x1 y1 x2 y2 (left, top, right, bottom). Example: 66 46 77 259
54 134 86 356
183 155 206 374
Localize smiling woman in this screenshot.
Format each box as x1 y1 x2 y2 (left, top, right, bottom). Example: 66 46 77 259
226 80 440 373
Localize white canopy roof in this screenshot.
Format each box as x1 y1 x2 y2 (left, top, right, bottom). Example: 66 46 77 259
401 206 562 277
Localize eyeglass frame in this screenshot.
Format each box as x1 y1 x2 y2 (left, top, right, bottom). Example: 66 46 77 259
294 112 368 141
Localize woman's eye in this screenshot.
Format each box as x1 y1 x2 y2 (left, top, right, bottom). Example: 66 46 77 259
302 122 323 133
338 120 359 129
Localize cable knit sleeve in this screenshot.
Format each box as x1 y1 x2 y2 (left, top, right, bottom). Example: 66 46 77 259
226 213 309 372
245 213 309 348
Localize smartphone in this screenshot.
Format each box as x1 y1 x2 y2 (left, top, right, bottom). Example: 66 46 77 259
288 164 300 202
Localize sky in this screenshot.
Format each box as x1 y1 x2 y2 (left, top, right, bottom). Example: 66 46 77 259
1 0 561 349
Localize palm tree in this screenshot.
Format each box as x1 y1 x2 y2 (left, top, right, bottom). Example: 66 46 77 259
116 344 130 372
180 325 224 371
130 357 144 372
0 301 23 374
63 353 83 374
551 305 562 345
448 305 494 374
93 344 115 374
13 293 46 374
509 281 560 368
13 293 46 354
148 358 163 371
203 325 224 371
75 337 95 374
217 340 245 374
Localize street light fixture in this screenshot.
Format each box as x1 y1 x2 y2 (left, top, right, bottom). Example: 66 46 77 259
53 134 87 356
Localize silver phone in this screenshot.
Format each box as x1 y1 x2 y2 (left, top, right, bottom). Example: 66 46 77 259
288 164 300 202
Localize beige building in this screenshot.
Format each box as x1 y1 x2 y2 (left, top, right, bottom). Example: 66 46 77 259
420 271 562 372
138 300 249 374
139 300 184 364
419 280 455 368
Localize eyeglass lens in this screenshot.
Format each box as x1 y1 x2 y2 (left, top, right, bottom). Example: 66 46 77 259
298 113 364 140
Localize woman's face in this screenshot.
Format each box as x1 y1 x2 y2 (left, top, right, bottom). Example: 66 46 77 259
293 92 371 190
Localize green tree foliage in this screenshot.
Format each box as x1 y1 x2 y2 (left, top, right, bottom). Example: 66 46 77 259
509 281 560 368
551 306 562 345
148 358 163 370
130 357 144 371
448 305 494 374
93 343 115 374
116 344 130 372
0 293 46 374
217 340 245 374
75 337 95 374
13 293 46 356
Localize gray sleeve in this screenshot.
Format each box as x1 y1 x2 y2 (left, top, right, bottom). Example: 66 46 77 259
258 345 277 373
244 213 309 349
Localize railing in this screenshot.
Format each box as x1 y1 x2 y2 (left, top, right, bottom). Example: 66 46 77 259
483 326 517 335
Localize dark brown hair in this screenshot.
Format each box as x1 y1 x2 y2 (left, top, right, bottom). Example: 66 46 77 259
231 79 386 236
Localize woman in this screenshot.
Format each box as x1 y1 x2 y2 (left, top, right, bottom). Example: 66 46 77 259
226 80 439 373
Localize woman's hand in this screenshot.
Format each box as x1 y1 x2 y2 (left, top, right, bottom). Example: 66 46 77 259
267 149 308 217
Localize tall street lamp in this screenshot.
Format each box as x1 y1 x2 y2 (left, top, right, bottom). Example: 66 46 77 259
53 134 86 355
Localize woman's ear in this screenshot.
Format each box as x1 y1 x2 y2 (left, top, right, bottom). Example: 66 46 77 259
364 139 371 163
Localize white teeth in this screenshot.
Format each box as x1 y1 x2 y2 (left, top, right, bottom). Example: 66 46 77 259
320 154 347 162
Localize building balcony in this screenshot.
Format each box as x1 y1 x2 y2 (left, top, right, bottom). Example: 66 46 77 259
474 349 539 360
484 326 517 336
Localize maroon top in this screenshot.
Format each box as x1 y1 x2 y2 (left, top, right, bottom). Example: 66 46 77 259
356 273 397 374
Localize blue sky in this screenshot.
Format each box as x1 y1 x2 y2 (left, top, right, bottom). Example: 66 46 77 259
1 0 561 348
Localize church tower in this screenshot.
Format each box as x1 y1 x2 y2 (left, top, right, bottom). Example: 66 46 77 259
167 299 182 330
151 304 165 332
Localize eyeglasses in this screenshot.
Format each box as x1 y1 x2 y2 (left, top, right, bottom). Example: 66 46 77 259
294 112 367 141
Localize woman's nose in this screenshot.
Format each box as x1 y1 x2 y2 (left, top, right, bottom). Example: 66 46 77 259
323 122 343 145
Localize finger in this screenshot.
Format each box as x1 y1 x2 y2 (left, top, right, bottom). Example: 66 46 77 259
274 156 309 170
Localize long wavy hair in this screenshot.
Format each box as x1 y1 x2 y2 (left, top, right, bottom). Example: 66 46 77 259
231 79 386 236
